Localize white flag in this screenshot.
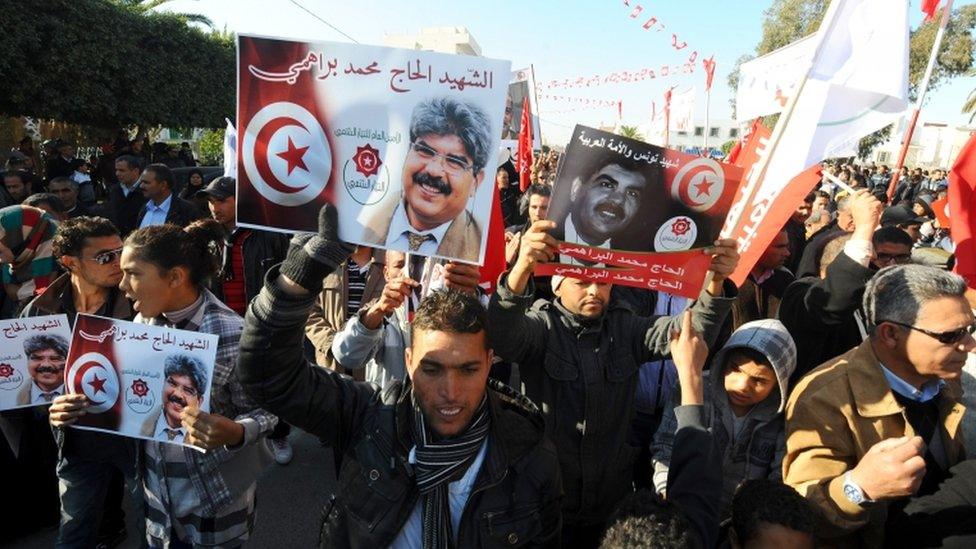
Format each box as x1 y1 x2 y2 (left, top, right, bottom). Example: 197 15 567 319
223 118 237 178
736 35 817 122
644 100 668 146
723 0 909 268
669 87 695 133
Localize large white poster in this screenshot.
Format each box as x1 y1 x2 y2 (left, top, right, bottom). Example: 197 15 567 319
237 35 512 265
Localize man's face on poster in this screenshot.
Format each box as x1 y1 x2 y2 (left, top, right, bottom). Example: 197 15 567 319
162 373 200 428
571 164 647 244
27 347 66 392
402 134 484 231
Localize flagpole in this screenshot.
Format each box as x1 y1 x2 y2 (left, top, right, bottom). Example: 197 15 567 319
886 0 954 200
720 0 845 242
703 88 711 152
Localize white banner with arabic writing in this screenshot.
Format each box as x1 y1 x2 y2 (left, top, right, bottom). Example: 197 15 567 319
735 34 817 122
236 34 511 265
65 314 217 450
0 315 71 411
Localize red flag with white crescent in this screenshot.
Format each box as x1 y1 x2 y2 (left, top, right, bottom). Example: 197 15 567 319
236 36 336 232
66 315 123 430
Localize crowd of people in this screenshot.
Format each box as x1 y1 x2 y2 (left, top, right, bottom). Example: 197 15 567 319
1 127 975 549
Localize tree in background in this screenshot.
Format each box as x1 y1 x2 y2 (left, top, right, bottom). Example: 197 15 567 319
728 0 976 158
0 0 234 130
618 125 645 141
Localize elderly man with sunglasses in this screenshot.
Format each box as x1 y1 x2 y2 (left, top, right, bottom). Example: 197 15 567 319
361 97 491 262
22 216 138 548
783 264 973 547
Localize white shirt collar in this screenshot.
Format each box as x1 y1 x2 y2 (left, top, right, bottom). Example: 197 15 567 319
385 202 452 248
154 410 185 442
31 382 62 404
565 215 609 248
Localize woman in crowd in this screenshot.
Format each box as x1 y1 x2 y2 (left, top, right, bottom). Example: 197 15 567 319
50 219 276 548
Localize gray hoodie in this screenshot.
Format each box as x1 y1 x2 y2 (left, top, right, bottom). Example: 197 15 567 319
650 318 797 515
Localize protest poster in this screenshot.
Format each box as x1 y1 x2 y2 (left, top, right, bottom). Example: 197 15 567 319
0 315 70 411
64 314 217 450
236 34 511 265
500 66 541 149
537 125 743 299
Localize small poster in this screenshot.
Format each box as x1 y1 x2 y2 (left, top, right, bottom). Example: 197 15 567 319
65 314 217 450
236 34 512 265
536 125 744 298
0 315 71 411
500 66 541 149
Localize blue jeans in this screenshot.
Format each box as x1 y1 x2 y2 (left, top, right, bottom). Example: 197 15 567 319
55 429 142 549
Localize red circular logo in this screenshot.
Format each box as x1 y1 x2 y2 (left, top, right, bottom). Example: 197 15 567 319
352 144 383 178
131 378 149 398
0 363 13 378
671 217 692 236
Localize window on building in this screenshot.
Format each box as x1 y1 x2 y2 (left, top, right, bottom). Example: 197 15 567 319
729 128 739 138
677 131 687 136
694 126 704 136
878 152 891 164
709 127 720 138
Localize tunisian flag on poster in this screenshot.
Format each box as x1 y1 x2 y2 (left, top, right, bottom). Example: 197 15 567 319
65 315 123 431
949 133 976 288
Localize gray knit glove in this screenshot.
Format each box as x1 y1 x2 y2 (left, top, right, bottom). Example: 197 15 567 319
279 204 355 292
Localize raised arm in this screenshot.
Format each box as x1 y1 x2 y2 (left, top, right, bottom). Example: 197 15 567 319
237 205 375 446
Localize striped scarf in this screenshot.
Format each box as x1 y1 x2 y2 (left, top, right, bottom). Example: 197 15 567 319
412 393 490 549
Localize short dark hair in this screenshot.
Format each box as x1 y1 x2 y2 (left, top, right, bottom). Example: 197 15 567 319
53 216 120 259
409 97 492 173
873 225 913 248
164 354 208 394
48 176 78 190
23 193 65 214
115 154 144 171
724 347 772 370
815 190 830 201
802 192 816 204
144 163 174 189
3 170 27 184
520 183 552 214
600 489 694 548
411 290 487 347
24 334 69 357
731 480 816 545
124 219 224 286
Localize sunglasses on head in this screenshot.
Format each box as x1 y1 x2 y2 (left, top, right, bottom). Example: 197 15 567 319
882 319 976 345
89 247 123 265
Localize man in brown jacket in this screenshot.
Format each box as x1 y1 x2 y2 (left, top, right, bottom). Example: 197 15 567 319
784 264 972 547
304 246 384 372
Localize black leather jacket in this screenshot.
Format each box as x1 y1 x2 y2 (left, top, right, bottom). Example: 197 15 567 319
238 268 562 548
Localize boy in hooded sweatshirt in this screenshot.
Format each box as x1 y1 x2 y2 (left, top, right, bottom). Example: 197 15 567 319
650 318 797 516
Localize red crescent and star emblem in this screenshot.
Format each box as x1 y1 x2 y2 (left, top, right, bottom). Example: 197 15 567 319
352 144 382 178
242 102 333 208
670 157 725 213
68 352 120 414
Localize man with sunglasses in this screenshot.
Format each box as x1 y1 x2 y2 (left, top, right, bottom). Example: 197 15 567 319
784 264 972 547
362 97 492 262
21 216 137 549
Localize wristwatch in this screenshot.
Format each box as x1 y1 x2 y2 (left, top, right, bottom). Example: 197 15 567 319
843 471 872 506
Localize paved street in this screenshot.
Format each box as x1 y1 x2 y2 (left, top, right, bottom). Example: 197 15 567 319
4 429 335 548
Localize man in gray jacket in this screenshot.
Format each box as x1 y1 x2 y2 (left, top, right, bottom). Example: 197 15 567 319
487 219 740 546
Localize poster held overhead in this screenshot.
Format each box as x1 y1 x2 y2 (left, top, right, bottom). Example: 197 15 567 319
236 35 511 265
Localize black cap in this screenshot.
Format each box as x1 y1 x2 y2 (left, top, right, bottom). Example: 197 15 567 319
196 176 236 200
881 205 927 227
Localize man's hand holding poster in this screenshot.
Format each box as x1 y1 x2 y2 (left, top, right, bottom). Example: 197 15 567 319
64 314 217 450
537 125 743 299
0 315 70 411
236 35 511 265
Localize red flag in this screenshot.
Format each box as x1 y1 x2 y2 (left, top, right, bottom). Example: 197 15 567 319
478 185 508 293
702 56 716 91
517 98 533 191
617 100 623 121
949 133 976 287
725 140 743 165
66 315 123 431
726 119 767 167
922 0 940 21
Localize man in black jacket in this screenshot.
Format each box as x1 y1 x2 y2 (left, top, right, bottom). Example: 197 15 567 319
487 219 739 546
107 155 148 236
135 163 203 229
238 205 562 547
